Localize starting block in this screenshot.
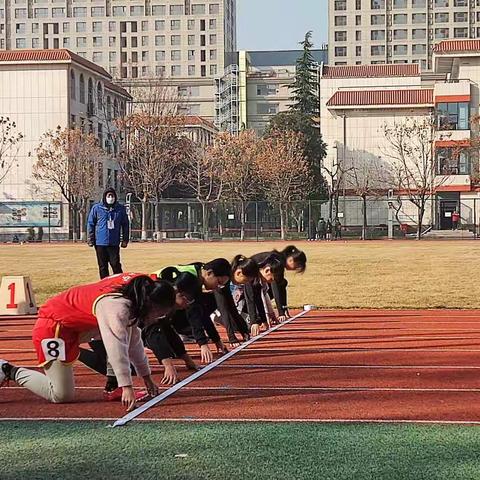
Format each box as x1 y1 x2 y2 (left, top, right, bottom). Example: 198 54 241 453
0 276 37 315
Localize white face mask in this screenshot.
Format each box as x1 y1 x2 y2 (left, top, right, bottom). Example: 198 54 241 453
106 195 115 205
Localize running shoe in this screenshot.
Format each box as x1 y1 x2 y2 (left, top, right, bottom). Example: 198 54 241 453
103 387 150 402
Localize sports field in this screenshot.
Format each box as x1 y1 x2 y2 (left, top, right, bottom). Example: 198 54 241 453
2 241 480 479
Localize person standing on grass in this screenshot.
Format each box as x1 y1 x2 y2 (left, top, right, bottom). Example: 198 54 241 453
317 218 326 240
326 219 333 241
0 274 176 412
452 210 460 230
87 188 130 279
334 218 342 240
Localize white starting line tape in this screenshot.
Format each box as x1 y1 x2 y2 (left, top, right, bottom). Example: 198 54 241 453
112 308 310 427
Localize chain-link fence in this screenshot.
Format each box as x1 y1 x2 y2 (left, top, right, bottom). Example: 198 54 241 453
1 197 480 242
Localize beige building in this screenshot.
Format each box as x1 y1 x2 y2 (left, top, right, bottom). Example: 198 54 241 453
320 42 480 232
0 49 131 239
329 0 479 69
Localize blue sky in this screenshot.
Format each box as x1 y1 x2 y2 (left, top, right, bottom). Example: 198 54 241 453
237 0 328 51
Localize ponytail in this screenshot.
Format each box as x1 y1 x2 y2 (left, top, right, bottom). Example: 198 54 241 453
231 254 259 278
158 266 202 300
281 245 307 273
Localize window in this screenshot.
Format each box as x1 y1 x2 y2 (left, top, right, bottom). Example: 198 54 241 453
171 65 181 76
209 34 216 44
356 30 361 40
91 7 104 16
73 7 86 17
109 21 116 32
393 0 407 6
32 37 40 48
131 37 138 47
188 65 196 76
435 27 449 38
435 13 449 22
335 0 346 9
356 15 361 24
52 8 64 17
394 44 408 55
171 34 181 45
412 28 426 38
15 8 26 18
210 19 217 29
192 4 206 14
201 65 206 77
79 74 85 103
171 50 181 60
435 0 448 5
454 12 468 22
371 0 385 7
209 4 219 14
152 4 166 14
70 70 76 100
63 38 70 47
76 22 86 32
171 19 180 30
209 49 217 60
142 36 148 46
34 8 48 17
394 14 408 23
210 65 217 76
335 46 347 56
188 34 195 45
188 49 195 60
256 84 279 96
201 50 206 61
436 149 470 175
109 51 116 62
155 20 165 30
155 50 165 61
454 0 468 5
142 51 148 61
436 102 470 130
93 37 102 46
412 0 426 6
335 16 347 26
393 29 407 39
141 20 148 31
156 65 166 76
16 38 26 48
155 35 165 45
371 14 385 24
372 29 386 40
32 23 39 33
112 6 126 16
130 6 144 16
356 0 362 8
92 22 102 32
109 37 116 47
170 5 183 14
454 27 468 37
77 37 86 47
16 23 25 33
335 31 347 41
371 45 385 55
93 52 102 63
356 46 362 56
257 104 279 115
412 44 426 54
188 19 195 30
413 13 426 23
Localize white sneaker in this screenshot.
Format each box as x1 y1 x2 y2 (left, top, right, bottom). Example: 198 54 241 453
0 359 8 386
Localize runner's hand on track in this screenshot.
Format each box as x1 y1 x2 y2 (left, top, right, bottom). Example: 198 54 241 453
143 375 160 395
250 324 260 337
160 360 178 385
122 386 137 412
200 344 214 364
278 315 287 323
215 340 228 354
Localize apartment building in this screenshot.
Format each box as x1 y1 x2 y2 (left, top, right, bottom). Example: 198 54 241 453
329 0 478 69
0 49 131 239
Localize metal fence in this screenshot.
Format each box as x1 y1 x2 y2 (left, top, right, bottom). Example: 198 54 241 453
1 197 480 242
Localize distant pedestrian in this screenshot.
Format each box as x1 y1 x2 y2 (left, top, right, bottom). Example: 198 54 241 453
308 219 316 241
317 218 326 240
334 218 342 240
87 188 130 279
326 219 333 241
452 210 460 230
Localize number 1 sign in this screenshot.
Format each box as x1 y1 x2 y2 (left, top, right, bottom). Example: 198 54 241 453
0 276 38 316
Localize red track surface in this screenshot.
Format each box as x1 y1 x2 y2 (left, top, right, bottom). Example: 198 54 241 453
2 310 480 422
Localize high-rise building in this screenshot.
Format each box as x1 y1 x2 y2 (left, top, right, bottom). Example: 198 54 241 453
329 0 478 69
0 0 236 120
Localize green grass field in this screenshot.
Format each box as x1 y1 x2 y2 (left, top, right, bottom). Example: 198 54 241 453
1 240 480 308
1 421 480 480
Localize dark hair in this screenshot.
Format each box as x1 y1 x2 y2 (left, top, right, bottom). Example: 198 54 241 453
281 245 307 273
203 258 231 277
231 255 259 278
160 267 202 299
115 276 175 326
257 253 284 280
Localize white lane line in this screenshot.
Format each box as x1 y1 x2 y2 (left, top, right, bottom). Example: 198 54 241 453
244 348 480 353
112 310 309 428
217 364 480 370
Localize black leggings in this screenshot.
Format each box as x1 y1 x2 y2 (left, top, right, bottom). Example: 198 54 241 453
214 285 249 342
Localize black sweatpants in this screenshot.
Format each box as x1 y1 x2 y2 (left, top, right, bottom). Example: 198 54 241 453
214 285 249 342
95 245 122 279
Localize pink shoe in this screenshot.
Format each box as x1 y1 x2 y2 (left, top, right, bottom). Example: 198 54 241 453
103 387 150 402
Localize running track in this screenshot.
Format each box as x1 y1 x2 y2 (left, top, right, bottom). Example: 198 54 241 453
2 310 480 423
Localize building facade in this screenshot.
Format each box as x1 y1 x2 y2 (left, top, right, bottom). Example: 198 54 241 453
329 0 479 69
0 49 131 239
320 42 480 231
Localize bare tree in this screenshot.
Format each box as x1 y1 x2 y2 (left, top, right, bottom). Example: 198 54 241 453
213 130 261 240
180 142 224 241
34 127 105 241
0 117 23 185
345 154 392 240
383 117 445 240
116 112 188 240
256 130 313 240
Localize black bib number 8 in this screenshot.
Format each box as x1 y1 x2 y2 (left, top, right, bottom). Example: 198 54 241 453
41 338 66 362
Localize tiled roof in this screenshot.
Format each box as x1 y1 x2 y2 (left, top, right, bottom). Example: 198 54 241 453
0 49 110 78
327 89 434 107
322 64 420 79
0 49 132 99
183 115 216 130
434 40 480 53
